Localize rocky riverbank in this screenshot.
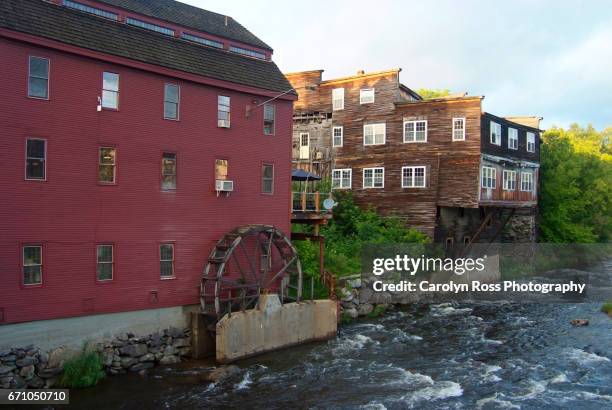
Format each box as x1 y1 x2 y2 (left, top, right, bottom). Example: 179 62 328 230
0 326 192 389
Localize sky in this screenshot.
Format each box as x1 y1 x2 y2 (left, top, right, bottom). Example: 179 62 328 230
183 0 612 130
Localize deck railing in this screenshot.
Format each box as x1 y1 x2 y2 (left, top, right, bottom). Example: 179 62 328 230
292 192 331 212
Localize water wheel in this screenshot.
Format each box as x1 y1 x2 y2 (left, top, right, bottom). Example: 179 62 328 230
200 225 303 318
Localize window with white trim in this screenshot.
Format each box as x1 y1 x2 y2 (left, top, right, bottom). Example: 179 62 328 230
28 56 49 99
332 126 343 147
490 121 501 145
23 245 42 285
332 88 344 111
332 168 351 189
218 95 230 128
98 147 116 183
503 170 516 191
508 128 518 150
481 166 496 189
527 132 536 152
363 167 384 188
263 104 275 135
452 118 465 141
360 88 375 104
96 244 113 281
26 139 46 180
160 243 175 278
521 172 534 192
404 120 427 143
262 164 274 193
161 152 177 190
164 84 179 120
102 72 119 109
364 123 385 145
402 166 426 188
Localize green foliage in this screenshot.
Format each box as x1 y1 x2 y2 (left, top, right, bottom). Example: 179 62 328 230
602 301 612 316
367 305 386 318
59 349 105 388
340 312 356 325
294 192 429 280
415 88 451 100
539 125 612 243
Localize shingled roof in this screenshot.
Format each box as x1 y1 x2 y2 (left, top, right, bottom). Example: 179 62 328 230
98 0 272 51
0 0 292 93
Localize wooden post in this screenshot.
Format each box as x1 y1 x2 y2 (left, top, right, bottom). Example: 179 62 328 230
301 191 306 212
315 191 320 212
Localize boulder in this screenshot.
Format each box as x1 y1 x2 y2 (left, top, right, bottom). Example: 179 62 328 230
357 303 374 316
164 345 179 356
167 327 184 338
37 367 62 379
120 357 138 369
347 278 362 289
0 350 11 357
0 365 15 375
159 355 180 365
343 307 359 319
19 365 35 380
47 347 67 368
130 362 154 372
178 347 192 357
138 353 155 362
340 288 354 302
119 344 148 357
16 356 37 367
570 319 589 327
27 376 44 389
203 365 240 383
173 338 190 348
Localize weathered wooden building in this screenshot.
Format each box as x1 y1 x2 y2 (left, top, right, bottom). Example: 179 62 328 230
285 69 541 243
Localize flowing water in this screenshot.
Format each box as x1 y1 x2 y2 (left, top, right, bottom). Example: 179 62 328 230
71 271 612 409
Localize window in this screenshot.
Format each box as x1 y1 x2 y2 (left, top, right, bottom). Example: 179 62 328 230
28 56 49 99
218 96 230 128
364 123 386 145
332 88 344 111
332 126 343 147
490 121 501 145
96 245 113 281
163 84 179 120
332 168 351 189
508 128 518 150
22 246 42 285
404 120 427 143
63 1 118 20
503 170 516 191
452 118 465 141
26 139 46 180
299 133 310 159
215 159 228 180
126 18 175 36
402 166 426 188
527 132 536 152
262 164 274 194
228 46 266 60
102 72 119 109
98 147 116 183
263 104 275 135
160 243 174 278
161 152 177 190
360 88 375 104
181 33 223 49
521 172 534 192
481 166 496 189
363 167 384 188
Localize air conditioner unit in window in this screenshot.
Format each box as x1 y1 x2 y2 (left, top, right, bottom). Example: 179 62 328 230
216 179 234 196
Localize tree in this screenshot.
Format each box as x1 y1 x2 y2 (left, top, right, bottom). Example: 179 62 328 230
415 88 451 100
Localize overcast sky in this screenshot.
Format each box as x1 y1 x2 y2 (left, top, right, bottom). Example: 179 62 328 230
185 0 612 130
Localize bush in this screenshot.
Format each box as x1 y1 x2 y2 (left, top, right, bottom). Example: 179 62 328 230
59 349 105 388
367 305 386 318
602 301 612 316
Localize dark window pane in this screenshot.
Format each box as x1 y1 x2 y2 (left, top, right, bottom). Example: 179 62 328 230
160 244 173 260
23 247 41 265
28 78 48 99
160 261 174 277
97 245 113 262
23 265 42 285
27 140 45 158
97 263 112 280
162 175 176 190
29 57 49 79
99 148 115 164
263 165 273 178
99 165 115 182
164 102 178 119
26 159 45 179
262 180 273 193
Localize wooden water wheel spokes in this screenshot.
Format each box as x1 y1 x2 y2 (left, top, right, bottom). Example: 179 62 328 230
200 225 302 317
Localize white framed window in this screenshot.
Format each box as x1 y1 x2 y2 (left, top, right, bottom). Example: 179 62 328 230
402 166 426 188
503 170 516 191
98 147 116 184
363 123 386 145
332 168 352 189
360 88 375 104
299 133 310 159
263 104 275 135
218 95 230 128
527 132 536 152
508 128 518 150
164 84 179 120
490 121 501 145
262 163 274 193
161 152 177 190
521 172 534 192
481 166 496 189
25 138 46 181
102 72 119 109
22 245 42 285
403 120 427 143
28 56 49 99
160 243 175 278
332 88 344 111
96 244 113 281
363 167 384 188
332 126 343 147
452 118 465 141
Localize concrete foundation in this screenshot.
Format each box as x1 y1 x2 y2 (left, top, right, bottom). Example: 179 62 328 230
0 305 198 352
215 295 337 363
